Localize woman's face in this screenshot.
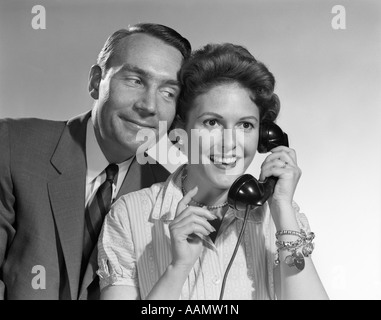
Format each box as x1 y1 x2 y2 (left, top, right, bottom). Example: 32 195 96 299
184 82 260 190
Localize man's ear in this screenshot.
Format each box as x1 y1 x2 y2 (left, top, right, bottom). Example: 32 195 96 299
88 65 102 100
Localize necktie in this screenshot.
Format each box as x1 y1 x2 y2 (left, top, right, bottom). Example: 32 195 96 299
81 163 119 277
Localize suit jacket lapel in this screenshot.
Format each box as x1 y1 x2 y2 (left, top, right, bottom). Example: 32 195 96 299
116 158 155 198
116 156 171 198
48 112 90 300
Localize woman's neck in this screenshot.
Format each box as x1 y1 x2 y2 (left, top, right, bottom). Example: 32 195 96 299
182 165 229 209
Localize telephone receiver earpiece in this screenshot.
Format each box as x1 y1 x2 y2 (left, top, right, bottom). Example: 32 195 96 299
228 121 289 210
257 120 289 154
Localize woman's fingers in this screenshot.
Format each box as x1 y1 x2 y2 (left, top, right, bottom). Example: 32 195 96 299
264 146 297 165
174 205 216 222
170 207 217 243
259 147 301 181
171 212 216 234
172 188 217 240
176 185 199 214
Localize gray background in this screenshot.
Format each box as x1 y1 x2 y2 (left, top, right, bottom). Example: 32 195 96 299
1 0 380 299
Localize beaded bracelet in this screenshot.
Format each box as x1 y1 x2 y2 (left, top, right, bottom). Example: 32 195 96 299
275 229 306 239
275 229 315 271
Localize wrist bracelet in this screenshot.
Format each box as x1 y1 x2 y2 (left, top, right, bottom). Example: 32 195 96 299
275 229 315 271
275 229 306 239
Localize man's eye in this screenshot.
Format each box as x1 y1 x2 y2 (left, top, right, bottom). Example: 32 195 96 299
162 90 176 99
126 78 142 86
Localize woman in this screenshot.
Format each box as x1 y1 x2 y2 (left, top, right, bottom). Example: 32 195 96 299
97 43 329 300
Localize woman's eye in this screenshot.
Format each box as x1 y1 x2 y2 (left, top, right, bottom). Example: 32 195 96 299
238 122 254 130
204 119 219 127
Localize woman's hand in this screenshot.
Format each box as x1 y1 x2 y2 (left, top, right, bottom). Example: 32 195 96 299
259 146 302 207
169 186 216 271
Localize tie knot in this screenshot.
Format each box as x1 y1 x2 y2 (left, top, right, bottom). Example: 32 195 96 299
105 163 119 183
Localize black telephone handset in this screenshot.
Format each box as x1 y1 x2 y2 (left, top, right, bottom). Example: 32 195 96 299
220 121 289 300
228 120 289 210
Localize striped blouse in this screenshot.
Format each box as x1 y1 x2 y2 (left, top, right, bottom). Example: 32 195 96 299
97 164 310 300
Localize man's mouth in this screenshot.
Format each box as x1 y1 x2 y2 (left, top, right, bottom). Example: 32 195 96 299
122 117 156 130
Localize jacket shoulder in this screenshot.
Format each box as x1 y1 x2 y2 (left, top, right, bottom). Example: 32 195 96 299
0 117 67 159
0 117 66 133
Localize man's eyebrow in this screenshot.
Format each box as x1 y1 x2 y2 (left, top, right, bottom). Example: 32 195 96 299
119 64 180 87
120 64 149 76
165 79 181 87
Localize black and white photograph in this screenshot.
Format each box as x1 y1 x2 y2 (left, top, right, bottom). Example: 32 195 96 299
0 0 380 302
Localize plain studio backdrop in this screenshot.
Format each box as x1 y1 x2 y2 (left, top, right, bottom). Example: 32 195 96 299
1 0 380 300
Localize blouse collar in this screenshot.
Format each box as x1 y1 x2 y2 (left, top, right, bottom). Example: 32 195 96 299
151 164 266 225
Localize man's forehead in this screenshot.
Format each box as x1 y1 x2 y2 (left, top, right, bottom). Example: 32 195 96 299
115 33 182 61
110 34 183 75
105 39 181 81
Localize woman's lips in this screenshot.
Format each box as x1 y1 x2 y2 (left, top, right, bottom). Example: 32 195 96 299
210 155 238 168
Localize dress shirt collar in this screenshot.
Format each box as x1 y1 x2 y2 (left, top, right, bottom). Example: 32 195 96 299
85 118 133 186
86 118 110 185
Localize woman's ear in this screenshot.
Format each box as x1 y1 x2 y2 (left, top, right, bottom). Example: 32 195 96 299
88 65 102 100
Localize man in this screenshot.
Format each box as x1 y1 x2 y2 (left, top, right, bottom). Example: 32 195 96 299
0 23 191 299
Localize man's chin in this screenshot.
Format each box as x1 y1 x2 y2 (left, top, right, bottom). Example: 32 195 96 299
133 138 159 157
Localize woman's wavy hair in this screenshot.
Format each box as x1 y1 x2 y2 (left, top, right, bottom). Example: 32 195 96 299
177 43 280 123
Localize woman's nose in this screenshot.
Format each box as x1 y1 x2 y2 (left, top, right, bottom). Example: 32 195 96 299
222 128 238 153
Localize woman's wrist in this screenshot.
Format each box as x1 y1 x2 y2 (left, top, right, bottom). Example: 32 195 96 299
168 262 193 278
146 263 191 300
269 200 299 231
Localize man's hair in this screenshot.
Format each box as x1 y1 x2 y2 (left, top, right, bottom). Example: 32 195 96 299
96 23 191 74
178 43 280 122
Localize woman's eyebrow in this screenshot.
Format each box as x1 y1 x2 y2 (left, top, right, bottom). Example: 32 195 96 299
239 115 259 122
197 112 223 119
197 113 258 122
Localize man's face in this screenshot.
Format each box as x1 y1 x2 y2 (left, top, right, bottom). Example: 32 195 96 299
91 33 183 162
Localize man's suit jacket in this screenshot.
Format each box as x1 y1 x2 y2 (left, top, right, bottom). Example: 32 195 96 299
0 111 170 299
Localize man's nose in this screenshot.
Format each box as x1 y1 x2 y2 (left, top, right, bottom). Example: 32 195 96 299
134 89 157 115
